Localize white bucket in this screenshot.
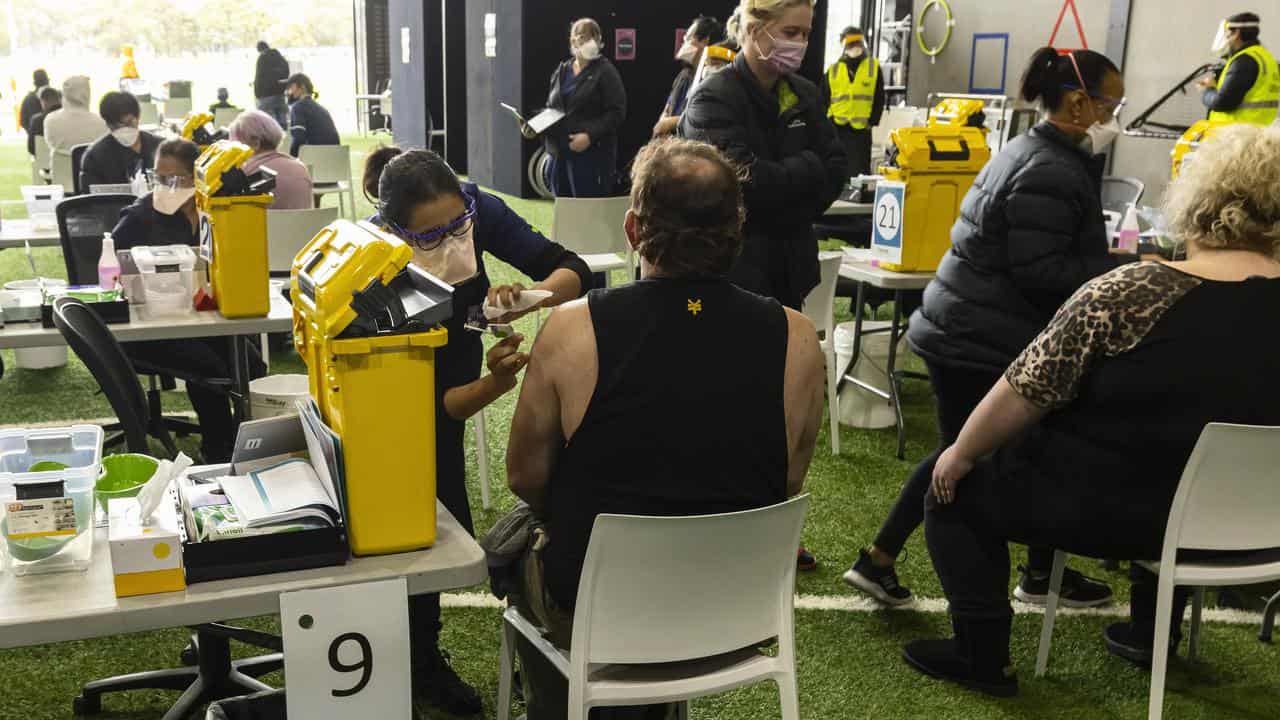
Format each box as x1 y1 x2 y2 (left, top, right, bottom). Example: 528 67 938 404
3 279 69 370
248 374 311 419
834 321 907 429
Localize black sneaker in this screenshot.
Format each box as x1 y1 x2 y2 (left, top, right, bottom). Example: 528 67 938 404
902 638 1019 697
415 648 482 716
1014 564 1113 608
843 549 913 606
1103 621 1181 668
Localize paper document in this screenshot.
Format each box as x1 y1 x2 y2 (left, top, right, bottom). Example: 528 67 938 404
500 103 564 135
220 459 342 529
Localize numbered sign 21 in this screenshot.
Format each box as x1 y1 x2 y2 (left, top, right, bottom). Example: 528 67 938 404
871 181 906 266
280 578 412 719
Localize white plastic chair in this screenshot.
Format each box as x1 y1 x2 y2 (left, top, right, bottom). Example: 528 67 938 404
299 145 356 219
51 151 75 193
213 107 242 130
472 411 492 510
550 196 633 287
497 494 809 720
1033 423 1280 720
34 135 52 183
802 252 843 455
266 207 340 274
138 102 159 128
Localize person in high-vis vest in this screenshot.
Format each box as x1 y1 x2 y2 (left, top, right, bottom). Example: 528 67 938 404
1198 12 1280 125
821 26 885 176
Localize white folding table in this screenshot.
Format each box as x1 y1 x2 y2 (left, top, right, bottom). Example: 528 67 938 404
0 218 61 250
837 255 936 458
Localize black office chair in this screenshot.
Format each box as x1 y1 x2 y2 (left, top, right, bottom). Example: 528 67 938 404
51 297 234 457
70 142 91 195
52 298 283 717
56 194 214 450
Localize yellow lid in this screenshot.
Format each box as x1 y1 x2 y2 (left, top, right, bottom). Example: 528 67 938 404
195 140 256 197
292 220 416 340
928 99 987 128
182 112 214 141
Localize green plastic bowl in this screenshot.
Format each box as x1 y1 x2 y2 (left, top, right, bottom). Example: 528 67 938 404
95 454 160 513
2 493 93 563
26 460 70 473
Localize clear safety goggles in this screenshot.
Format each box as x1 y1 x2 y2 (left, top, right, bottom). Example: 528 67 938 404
147 170 195 191
1063 51 1127 120
382 192 476 250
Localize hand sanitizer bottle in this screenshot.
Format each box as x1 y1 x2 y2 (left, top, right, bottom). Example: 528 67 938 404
98 233 121 291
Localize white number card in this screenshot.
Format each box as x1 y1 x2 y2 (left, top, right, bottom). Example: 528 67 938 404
871 181 906 265
280 577 412 719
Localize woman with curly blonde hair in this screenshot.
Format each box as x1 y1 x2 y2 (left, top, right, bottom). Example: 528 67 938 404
904 123 1280 697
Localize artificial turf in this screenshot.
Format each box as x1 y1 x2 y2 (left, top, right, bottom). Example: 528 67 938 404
0 135 1277 719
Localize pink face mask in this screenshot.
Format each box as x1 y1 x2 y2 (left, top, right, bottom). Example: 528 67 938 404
757 28 807 75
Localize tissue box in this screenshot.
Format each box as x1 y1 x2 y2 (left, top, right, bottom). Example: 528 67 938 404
108 492 186 597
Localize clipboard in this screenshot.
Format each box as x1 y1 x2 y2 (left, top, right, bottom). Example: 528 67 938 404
501 103 565 136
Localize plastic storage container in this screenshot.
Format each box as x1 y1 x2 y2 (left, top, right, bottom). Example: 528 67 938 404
0 425 104 575
133 245 198 318
2 279 69 369
21 184 64 223
293 219 453 555
249 374 310 419
196 141 275 319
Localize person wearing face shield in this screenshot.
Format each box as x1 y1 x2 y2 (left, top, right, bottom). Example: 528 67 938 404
110 138 266 464
688 42 739 94
821 26 884 177
80 90 162 190
1197 12 1279 126
542 18 627 197
842 48 1154 616
361 146 591 717
653 15 725 138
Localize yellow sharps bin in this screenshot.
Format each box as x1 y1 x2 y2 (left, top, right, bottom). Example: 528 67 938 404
196 140 274 318
292 219 454 555
875 99 991 272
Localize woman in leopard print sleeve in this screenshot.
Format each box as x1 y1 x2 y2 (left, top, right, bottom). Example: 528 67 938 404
903 123 1280 698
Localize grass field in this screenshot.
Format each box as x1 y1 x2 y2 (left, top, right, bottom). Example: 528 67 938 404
0 135 1277 719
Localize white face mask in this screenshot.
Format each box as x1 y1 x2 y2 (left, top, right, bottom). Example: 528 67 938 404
153 187 195 215
113 126 140 147
575 39 601 61
844 44 865 59
1081 116 1122 154
411 224 478 286
676 41 701 65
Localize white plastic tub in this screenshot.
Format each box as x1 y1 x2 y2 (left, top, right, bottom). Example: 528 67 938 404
2 279 69 370
21 184 64 217
0 425 104 575
834 321 909 430
249 374 311 419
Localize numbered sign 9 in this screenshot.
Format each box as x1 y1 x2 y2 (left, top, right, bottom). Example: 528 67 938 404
871 181 906 266
280 578 412 718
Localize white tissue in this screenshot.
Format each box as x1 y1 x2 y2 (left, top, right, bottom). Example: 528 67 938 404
137 452 193 525
481 289 553 320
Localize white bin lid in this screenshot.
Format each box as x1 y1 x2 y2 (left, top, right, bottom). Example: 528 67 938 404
132 245 198 273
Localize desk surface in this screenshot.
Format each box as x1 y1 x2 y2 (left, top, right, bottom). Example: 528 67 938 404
839 251 935 290
0 294 294 350
0 218 62 249
0 502 486 649
825 200 873 217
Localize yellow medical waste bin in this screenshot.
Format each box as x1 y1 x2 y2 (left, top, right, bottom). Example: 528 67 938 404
292 219 454 556
1172 119 1232 179
196 140 275 318
877 124 991 272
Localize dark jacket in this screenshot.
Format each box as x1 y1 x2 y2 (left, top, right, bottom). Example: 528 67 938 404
819 55 887 128
254 48 290 99
1203 40 1263 112
678 53 847 309
111 194 199 250
908 122 1127 372
20 90 43 134
80 130 163 189
288 97 340 157
27 105 58 156
543 57 627 159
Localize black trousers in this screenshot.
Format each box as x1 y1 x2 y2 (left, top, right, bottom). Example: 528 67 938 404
550 143 616 198
123 338 264 463
835 123 873 177
870 359 1057 572
407 335 481 681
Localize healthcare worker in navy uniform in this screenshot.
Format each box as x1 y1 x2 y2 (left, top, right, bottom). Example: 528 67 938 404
363 146 591 716
542 18 627 197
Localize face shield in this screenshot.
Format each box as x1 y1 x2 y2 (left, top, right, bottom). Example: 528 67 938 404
1213 19 1260 56
841 33 867 59
691 45 738 90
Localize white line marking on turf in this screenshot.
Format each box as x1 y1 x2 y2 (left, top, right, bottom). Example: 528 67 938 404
440 591 1269 627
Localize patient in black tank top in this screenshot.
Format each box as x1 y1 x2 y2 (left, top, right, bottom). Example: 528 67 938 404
543 277 790 609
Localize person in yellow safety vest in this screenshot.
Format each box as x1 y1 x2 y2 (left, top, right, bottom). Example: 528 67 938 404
1197 12 1279 125
821 25 885 176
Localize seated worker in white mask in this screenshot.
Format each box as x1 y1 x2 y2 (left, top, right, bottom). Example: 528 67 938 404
111 138 202 248
361 145 592 717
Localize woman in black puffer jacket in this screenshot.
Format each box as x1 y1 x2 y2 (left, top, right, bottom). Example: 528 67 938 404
844 47 1140 609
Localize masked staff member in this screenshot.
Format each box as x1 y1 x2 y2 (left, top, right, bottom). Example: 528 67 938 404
689 43 740 96
654 15 725 137
361 146 591 717
1198 12 1279 125
543 18 627 198
822 26 884 177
